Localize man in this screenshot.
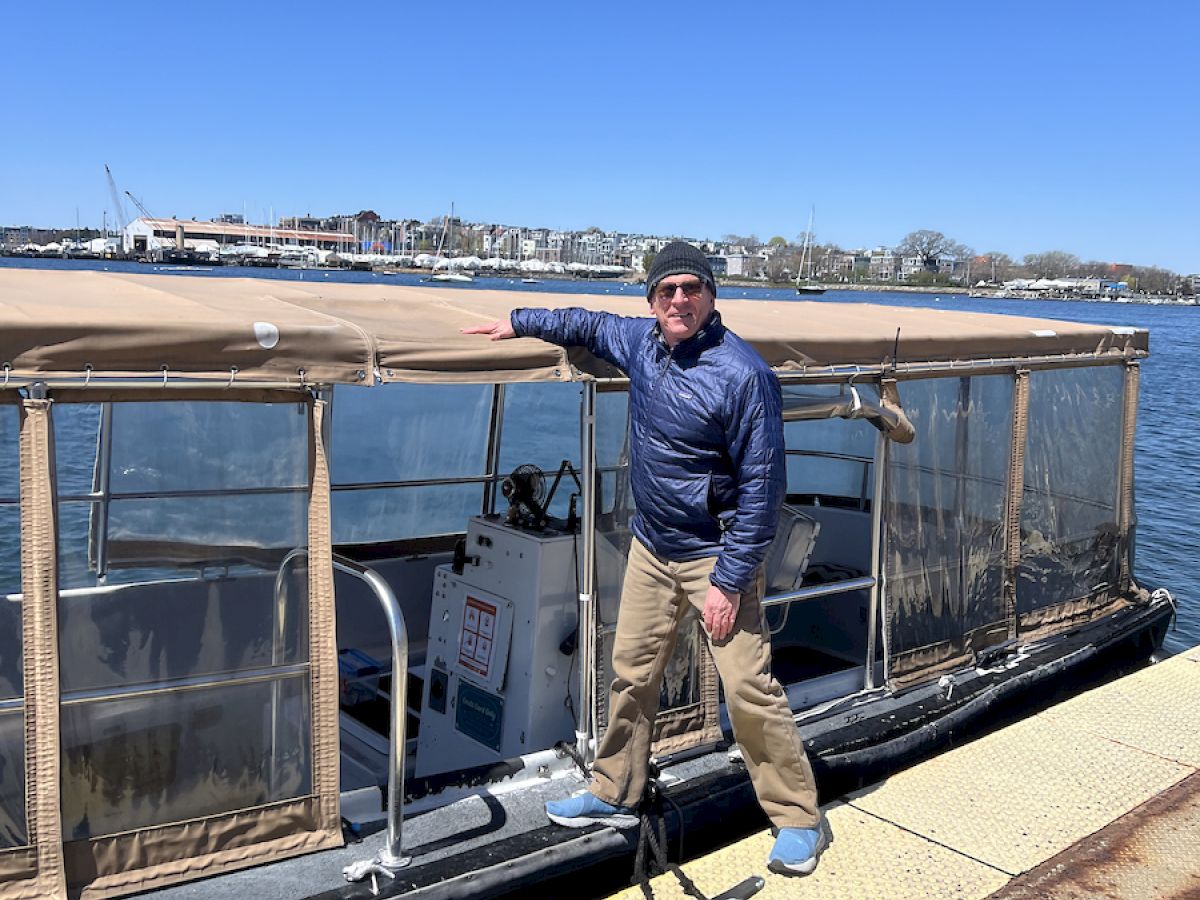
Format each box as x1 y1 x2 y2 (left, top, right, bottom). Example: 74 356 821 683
461 242 826 876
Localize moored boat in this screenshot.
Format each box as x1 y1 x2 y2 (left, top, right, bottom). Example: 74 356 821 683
795 206 826 295
0 270 1173 899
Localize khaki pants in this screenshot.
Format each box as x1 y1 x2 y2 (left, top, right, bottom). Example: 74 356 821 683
590 537 821 829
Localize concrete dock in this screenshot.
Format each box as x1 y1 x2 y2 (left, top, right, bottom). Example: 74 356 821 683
606 643 1200 899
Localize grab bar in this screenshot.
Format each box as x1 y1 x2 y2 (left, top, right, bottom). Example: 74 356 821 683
275 548 411 878
762 576 877 608
332 552 411 872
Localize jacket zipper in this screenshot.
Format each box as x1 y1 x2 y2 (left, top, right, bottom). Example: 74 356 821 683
652 343 674 392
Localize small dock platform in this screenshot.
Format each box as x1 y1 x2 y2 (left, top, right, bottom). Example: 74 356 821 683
606 643 1200 899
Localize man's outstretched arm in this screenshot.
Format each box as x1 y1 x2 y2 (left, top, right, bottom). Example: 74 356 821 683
462 308 633 371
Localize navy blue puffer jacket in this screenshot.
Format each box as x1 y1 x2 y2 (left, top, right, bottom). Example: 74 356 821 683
511 307 785 594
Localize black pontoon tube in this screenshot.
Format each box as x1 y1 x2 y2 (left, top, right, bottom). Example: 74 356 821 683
819 644 1098 771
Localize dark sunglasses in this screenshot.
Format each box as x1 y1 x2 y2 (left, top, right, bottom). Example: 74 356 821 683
653 279 706 303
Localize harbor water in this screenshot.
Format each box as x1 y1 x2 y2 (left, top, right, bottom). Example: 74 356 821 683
1 257 1195 654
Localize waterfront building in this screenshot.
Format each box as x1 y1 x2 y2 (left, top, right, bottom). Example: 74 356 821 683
2 226 34 250
719 252 766 278
278 215 324 231
123 217 353 256
1000 277 1129 298
821 251 868 280
869 251 899 281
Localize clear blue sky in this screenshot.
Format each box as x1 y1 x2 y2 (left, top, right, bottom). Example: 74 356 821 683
3 1 1196 272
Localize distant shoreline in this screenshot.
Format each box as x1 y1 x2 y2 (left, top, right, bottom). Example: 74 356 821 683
1 257 1192 306
720 280 968 296
716 278 1196 305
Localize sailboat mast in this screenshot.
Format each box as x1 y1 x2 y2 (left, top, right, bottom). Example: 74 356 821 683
794 206 826 294
805 206 815 280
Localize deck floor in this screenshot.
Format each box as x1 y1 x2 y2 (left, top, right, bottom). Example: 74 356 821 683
605 642 1200 899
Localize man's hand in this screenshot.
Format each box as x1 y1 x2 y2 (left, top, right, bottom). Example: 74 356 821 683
461 320 516 341
703 584 741 642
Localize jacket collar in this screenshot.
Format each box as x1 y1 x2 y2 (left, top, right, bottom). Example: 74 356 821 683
653 309 725 357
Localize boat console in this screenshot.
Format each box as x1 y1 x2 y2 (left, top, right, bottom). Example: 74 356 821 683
416 514 579 775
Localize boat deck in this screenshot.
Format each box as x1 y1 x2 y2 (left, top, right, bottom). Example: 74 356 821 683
606 642 1200 899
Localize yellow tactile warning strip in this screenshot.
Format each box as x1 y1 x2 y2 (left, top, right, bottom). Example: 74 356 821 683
603 648 1200 900
1039 650 1200 768
604 801 1010 900
847 713 1190 874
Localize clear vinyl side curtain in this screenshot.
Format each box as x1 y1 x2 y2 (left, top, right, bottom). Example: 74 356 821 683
62 396 341 899
882 375 1014 691
1016 364 1128 638
882 362 1136 692
0 393 342 900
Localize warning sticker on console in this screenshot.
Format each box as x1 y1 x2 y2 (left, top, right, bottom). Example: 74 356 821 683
458 595 499 679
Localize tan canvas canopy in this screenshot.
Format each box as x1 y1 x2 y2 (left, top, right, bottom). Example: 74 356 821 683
0 269 1147 385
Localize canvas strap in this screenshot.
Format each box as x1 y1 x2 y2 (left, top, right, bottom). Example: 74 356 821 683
10 397 67 900
307 397 341 839
1003 369 1030 643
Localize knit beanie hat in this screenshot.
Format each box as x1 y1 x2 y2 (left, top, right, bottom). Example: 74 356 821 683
646 241 717 300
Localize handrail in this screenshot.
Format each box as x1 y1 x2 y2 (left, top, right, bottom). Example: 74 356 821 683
761 576 877 608
590 350 1142 387
275 548 412 879
866 430 889 690
61 662 310 706
332 552 411 872
272 549 307 805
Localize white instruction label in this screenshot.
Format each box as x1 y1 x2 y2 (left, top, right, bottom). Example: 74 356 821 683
459 595 498 679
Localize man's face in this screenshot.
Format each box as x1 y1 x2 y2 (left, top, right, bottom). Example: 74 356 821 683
650 274 715 347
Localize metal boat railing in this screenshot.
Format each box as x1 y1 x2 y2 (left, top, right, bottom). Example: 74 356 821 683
577 382 598 770
333 553 411 873
274 548 412 879
761 576 877 609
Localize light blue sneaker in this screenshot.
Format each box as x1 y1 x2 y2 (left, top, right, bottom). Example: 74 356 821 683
767 823 829 876
545 791 638 829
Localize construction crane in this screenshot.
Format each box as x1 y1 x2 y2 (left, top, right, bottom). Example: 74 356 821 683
123 189 155 222
104 164 130 237
106 166 172 259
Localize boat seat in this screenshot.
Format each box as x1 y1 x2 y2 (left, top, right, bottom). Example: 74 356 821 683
764 504 821 595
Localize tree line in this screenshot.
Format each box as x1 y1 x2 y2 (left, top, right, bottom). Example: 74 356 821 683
728 229 1188 295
